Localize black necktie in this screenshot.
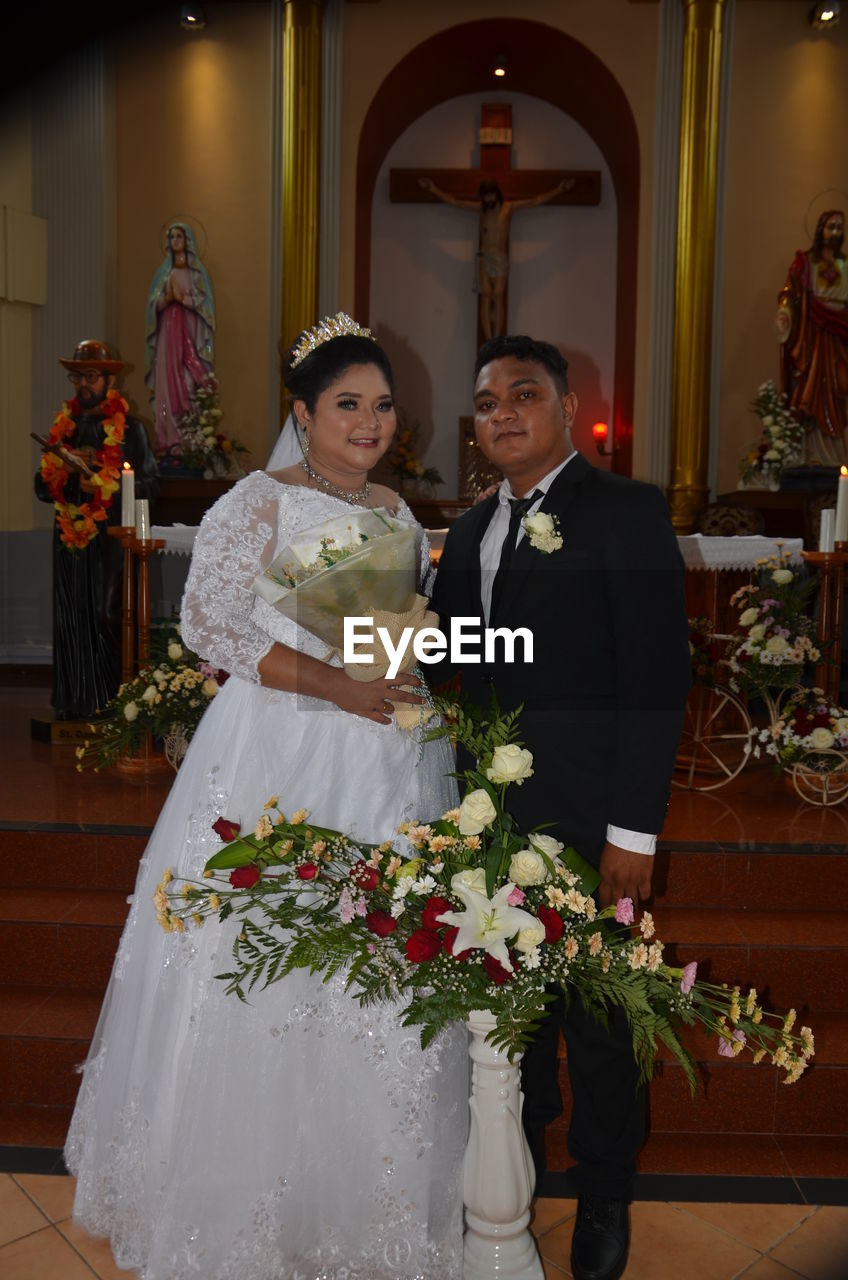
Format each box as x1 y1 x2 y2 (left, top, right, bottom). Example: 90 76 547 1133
489 491 541 621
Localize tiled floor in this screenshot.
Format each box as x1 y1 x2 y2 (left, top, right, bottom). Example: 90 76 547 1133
1 1174 847 1279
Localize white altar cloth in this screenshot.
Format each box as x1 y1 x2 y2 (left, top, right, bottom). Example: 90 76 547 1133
676 534 804 571
154 525 805 570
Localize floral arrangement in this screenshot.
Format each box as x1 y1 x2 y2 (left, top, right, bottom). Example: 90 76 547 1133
728 552 819 698
753 685 848 773
523 511 562 554
158 699 814 1086
160 376 246 477
688 616 721 687
738 380 804 491
76 624 224 771
387 416 443 492
39 390 128 550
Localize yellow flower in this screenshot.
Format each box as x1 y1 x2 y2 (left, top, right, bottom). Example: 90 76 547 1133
745 988 758 1016
291 809 309 824
208 893 221 911
784 1008 797 1033
264 796 279 809
192 913 204 928
752 1048 766 1064
171 916 185 933
162 868 173 885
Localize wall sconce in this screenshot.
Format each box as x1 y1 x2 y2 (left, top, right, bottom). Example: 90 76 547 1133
810 1 839 29
180 5 207 31
593 421 614 456
493 56 507 78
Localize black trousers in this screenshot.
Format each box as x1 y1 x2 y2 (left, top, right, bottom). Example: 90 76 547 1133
520 986 645 1202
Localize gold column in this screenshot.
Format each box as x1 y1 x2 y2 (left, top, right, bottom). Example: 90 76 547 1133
667 0 726 532
281 0 324 355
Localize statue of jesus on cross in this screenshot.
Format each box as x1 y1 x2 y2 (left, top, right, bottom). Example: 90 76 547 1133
417 174 573 341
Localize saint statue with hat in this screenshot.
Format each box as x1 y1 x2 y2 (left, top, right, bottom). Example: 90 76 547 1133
34 340 159 719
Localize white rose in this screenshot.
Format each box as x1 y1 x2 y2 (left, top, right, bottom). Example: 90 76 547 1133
202 678 219 697
123 701 139 721
458 789 497 835
810 727 835 750
523 511 554 537
835 717 848 736
528 832 565 857
451 868 487 894
772 569 793 585
486 743 534 785
764 449 780 461
509 849 548 886
739 607 759 627
168 642 183 660
152 668 166 682
762 415 774 426
514 920 546 954
748 625 766 642
141 684 158 703
765 635 789 656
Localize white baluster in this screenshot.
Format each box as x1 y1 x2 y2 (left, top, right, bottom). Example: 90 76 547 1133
463 1009 544 1279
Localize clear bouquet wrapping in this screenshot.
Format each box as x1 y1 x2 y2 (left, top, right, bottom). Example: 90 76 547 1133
253 507 436 727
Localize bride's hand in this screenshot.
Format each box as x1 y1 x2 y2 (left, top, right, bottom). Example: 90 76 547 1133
329 670 426 724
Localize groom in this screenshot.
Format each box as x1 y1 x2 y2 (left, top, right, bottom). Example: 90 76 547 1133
431 335 690 1280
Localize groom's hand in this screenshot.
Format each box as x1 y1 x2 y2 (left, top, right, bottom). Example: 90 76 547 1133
598 841 653 909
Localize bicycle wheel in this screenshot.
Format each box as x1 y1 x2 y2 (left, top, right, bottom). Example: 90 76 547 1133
673 681 753 791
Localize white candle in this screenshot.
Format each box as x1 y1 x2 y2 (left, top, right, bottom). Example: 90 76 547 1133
836 467 848 544
819 508 836 554
121 463 135 527
135 497 150 541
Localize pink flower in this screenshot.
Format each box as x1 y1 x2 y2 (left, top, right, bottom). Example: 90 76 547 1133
681 962 698 994
717 1029 746 1058
507 886 526 906
339 887 355 924
615 897 634 925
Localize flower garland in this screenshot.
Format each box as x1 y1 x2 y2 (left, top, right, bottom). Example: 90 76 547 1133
40 390 128 549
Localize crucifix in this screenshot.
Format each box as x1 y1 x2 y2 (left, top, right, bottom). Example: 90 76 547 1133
390 103 601 348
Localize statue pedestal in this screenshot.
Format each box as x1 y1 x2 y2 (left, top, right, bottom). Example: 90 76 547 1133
463 1010 543 1280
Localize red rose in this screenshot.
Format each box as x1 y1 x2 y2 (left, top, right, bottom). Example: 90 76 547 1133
229 864 260 889
537 905 564 943
366 910 397 937
443 926 472 961
405 929 442 963
482 952 514 984
213 816 241 842
813 711 831 728
350 861 379 891
296 862 318 880
421 896 452 931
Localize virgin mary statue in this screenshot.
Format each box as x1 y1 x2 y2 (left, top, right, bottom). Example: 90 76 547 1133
145 221 215 453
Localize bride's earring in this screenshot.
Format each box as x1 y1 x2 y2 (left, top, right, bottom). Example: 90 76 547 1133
302 429 310 457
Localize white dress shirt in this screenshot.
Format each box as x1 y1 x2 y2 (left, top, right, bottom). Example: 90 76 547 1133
478 453 656 857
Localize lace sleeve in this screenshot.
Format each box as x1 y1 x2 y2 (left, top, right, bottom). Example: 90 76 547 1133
395 497 436 594
180 475 279 682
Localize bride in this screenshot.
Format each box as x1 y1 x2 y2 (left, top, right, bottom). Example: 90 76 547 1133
65 316 468 1279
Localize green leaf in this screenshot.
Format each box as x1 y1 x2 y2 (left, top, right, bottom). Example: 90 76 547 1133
204 839 259 870
560 845 601 896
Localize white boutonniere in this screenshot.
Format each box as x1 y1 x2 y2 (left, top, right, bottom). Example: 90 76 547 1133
522 510 563 553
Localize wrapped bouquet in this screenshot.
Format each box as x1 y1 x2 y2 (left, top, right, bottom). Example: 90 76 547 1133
253 508 435 728
158 699 814 1086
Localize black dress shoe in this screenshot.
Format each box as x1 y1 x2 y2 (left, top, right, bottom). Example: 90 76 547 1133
570 1195 630 1280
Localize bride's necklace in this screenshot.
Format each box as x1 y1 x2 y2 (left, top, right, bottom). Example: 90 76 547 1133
300 458 371 505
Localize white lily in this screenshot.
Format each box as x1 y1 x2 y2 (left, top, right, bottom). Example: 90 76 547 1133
437 876 541 973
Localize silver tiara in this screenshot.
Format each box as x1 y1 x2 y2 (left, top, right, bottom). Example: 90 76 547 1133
290 313 375 369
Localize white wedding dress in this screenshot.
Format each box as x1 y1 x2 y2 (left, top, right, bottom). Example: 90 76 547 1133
65 472 468 1280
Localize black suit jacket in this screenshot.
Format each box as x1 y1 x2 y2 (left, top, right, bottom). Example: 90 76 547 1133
430 452 691 867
